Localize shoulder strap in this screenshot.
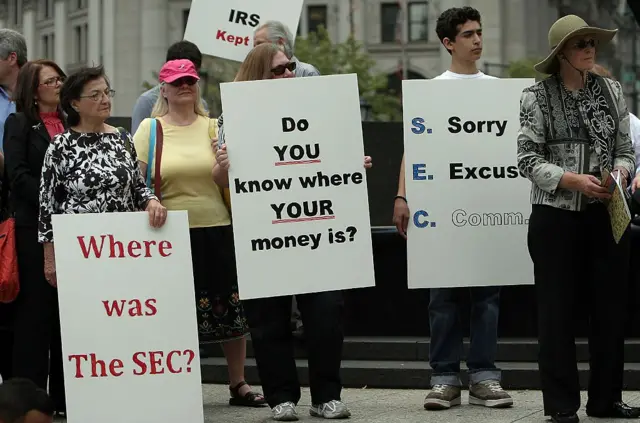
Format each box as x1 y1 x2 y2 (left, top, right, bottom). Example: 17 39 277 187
146 119 157 187
153 119 164 202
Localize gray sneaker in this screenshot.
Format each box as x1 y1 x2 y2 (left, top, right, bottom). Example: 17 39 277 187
272 402 299 421
309 400 351 419
423 384 462 410
469 380 513 408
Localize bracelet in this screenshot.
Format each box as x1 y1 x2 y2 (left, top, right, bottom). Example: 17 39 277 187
394 195 407 203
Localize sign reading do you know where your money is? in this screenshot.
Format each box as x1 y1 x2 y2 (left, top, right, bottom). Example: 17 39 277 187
220 74 375 300
403 78 535 290
183 0 303 62
51 211 203 423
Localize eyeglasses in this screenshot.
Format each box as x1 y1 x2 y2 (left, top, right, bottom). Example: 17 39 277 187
79 89 116 102
572 38 598 49
271 62 296 76
40 76 65 87
168 77 198 87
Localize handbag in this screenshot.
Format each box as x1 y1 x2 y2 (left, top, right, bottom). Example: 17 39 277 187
0 154 19 304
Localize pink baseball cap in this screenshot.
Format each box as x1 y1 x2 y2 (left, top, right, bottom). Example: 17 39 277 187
159 59 200 83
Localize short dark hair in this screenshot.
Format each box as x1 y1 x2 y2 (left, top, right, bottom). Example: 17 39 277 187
435 7 482 54
0 378 55 422
166 40 202 71
60 65 110 126
13 60 66 122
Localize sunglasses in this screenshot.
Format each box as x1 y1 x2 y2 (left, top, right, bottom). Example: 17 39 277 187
271 62 296 76
168 77 198 87
572 38 597 49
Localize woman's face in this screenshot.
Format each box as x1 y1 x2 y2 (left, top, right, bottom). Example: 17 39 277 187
72 77 113 123
36 66 63 108
270 51 295 79
561 35 597 72
161 77 198 107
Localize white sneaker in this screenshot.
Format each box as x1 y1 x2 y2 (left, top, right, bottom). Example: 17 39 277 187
272 402 298 421
309 400 351 419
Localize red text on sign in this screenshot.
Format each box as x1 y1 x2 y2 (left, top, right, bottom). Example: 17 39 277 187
77 235 172 259
132 350 196 375
216 30 251 47
102 298 157 317
68 353 124 378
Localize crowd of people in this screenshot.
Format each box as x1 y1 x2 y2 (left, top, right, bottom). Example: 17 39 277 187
0 5 639 423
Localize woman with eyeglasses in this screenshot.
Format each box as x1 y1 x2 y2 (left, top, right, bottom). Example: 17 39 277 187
38 65 166 293
517 15 638 422
132 59 265 408
3 59 67 417
214 43 372 421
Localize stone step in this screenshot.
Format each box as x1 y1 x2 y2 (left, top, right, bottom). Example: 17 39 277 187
200 357 640 390
201 337 640 363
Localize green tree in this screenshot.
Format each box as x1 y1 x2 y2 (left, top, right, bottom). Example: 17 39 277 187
506 58 548 81
294 26 402 121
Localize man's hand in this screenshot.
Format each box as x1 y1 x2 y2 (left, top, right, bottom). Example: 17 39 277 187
392 197 409 239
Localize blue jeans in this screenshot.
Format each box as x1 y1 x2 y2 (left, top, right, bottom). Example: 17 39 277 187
428 286 501 387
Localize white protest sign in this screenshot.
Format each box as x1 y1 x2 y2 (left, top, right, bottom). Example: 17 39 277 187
402 78 535 289
220 74 375 299
52 211 203 423
184 0 303 62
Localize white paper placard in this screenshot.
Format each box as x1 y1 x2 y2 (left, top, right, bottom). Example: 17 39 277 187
52 211 203 423
184 0 303 62
220 74 375 299
402 78 535 289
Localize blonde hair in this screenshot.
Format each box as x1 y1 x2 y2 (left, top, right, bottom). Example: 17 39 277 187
591 63 613 78
234 43 283 82
151 81 207 118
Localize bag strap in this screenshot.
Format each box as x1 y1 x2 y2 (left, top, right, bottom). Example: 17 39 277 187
146 119 156 187
153 119 164 202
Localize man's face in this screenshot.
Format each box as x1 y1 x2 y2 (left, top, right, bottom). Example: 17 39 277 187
0 51 17 85
444 20 483 62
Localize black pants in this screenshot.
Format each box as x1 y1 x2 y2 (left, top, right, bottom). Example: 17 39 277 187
11 226 65 409
528 204 629 416
244 290 344 407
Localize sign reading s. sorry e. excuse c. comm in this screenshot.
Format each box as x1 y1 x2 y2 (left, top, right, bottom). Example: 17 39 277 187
183 0 304 62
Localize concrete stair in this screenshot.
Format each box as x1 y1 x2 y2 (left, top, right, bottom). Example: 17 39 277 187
199 337 640 390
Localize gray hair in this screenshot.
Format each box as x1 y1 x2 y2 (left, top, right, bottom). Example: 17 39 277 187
0 29 27 66
257 21 294 59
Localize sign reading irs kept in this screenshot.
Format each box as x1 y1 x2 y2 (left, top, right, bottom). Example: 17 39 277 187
184 0 303 62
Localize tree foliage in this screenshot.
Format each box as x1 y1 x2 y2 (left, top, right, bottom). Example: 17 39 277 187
294 26 402 121
506 58 548 81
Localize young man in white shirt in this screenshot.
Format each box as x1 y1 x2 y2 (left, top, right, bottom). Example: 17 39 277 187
392 6 513 411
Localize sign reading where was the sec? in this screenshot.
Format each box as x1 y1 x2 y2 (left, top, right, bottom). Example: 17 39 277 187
184 0 303 62
402 78 535 290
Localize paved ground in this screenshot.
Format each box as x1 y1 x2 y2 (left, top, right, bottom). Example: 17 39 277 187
54 385 640 422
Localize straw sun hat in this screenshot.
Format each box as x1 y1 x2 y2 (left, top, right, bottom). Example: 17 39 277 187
534 14 618 74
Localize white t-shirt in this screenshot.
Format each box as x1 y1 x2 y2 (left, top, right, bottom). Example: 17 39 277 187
433 70 498 80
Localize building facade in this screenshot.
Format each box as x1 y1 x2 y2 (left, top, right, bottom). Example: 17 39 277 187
2 0 627 117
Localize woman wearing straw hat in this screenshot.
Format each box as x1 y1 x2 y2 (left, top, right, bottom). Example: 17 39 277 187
517 15 639 422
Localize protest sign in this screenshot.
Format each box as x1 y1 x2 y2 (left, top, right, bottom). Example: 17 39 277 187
52 211 203 423
402 78 535 289
184 0 303 62
219 74 375 299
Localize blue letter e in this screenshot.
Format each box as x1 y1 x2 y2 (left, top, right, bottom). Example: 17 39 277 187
411 117 425 134
413 164 426 180
413 210 429 228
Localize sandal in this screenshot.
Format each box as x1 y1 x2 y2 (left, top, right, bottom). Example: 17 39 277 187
229 381 267 407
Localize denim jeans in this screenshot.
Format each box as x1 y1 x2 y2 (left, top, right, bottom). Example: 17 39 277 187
428 286 501 387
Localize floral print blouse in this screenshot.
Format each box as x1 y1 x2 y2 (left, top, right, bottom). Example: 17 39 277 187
38 129 157 243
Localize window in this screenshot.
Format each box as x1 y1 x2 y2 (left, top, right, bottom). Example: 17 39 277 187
381 2 429 43
40 0 53 19
182 9 190 34
307 5 327 34
74 24 88 63
380 3 399 43
41 33 55 58
409 2 428 42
